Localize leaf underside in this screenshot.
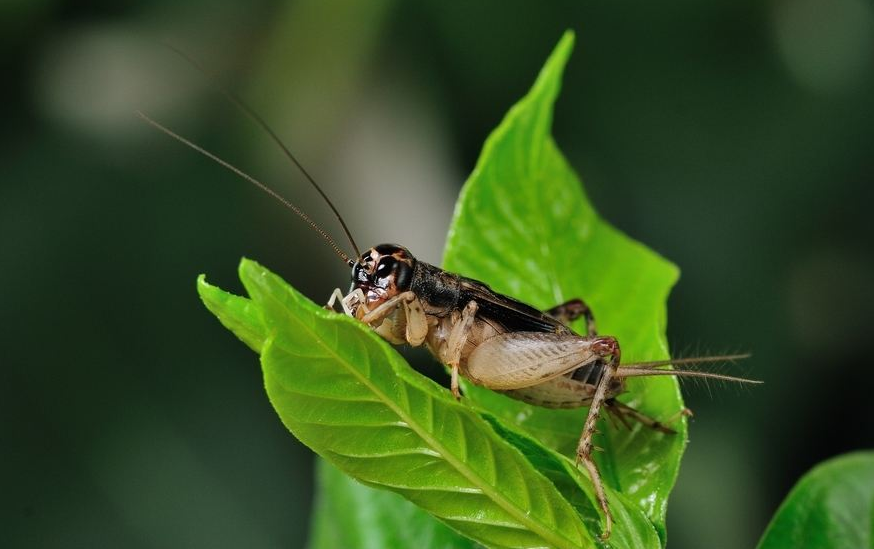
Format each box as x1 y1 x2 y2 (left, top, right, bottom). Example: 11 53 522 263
199 30 686 549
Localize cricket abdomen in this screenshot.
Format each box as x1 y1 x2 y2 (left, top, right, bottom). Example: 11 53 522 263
424 312 624 409
503 361 624 408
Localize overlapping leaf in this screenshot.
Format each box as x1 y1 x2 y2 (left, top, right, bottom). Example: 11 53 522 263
201 263 592 548
198 258 661 547
443 31 684 543
198 31 681 548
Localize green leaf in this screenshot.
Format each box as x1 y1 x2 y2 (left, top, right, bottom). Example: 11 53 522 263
197 274 265 353
443 29 684 542
308 459 480 549
482 414 661 549
200 260 661 547
197 276 477 549
756 451 874 549
238 258 593 548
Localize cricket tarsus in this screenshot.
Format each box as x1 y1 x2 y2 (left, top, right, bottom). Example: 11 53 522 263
164 44 361 258
136 111 353 265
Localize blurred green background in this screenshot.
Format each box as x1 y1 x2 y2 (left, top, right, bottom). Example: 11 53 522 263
2 1 873 548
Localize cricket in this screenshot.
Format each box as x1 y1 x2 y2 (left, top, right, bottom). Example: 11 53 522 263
138 58 759 540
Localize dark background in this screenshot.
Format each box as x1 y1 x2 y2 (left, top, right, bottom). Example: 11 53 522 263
3 1 873 548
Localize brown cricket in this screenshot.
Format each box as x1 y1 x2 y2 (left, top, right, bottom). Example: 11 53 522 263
138 65 759 538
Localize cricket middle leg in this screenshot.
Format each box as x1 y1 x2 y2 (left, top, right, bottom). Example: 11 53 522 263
546 298 597 337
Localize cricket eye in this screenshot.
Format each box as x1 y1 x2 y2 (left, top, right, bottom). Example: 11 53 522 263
375 257 397 277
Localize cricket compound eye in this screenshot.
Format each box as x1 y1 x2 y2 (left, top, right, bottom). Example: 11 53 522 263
374 245 415 291
375 257 396 277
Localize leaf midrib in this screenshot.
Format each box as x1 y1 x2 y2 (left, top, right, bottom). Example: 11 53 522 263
270 303 588 549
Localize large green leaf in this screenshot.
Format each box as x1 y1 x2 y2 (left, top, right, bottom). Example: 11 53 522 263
757 451 874 549
197 260 661 547
234 259 592 548
443 30 684 542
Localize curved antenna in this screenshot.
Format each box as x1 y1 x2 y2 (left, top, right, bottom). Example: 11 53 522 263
137 111 354 266
165 44 361 259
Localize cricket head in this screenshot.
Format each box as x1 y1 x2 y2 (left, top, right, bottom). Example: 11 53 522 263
351 244 416 307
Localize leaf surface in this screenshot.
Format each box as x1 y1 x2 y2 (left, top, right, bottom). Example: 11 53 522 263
308 459 480 549
443 30 684 542
197 277 481 548
239 259 593 548
197 274 265 353
757 451 874 549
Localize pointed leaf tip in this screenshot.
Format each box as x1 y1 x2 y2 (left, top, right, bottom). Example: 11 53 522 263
539 29 575 86
197 270 266 354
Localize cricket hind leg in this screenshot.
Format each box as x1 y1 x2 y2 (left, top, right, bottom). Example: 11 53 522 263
546 298 597 336
575 336 620 540
604 398 692 435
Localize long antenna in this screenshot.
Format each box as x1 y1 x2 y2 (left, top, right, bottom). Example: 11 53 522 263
137 111 353 266
165 44 361 259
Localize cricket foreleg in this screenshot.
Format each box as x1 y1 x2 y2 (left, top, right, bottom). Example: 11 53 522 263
576 336 620 540
325 288 345 311
546 298 597 337
325 288 364 316
359 291 416 324
444 300 478 399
